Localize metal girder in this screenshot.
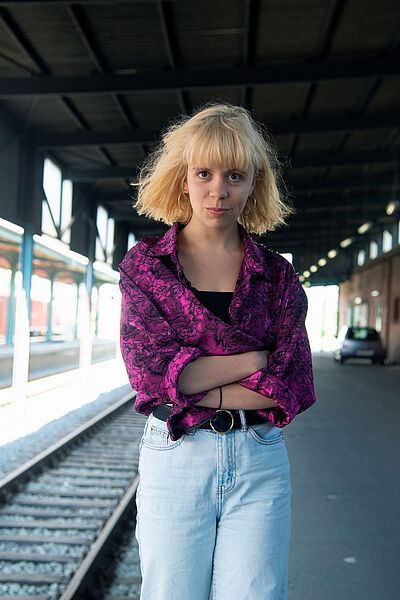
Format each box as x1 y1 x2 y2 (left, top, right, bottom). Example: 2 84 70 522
65 152 394 181
268 225 367 237
288 212 385 228
295 199 387 213
0 0 155 4
0 7 48 73
156 0 188 114
291 174 395 193
241 0 259 109
290 149 398 169
34 113 400 148
1 57 399 97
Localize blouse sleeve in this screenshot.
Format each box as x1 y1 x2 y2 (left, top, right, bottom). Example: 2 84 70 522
119 274 209 413
236 264 316 426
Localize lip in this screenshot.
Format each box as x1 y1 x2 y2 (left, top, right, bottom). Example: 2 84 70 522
207 208 228 215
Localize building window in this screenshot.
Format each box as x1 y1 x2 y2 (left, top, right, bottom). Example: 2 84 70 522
369 240 378 260
382 230 392 253
394 297 399 323
280 252 293 264
42 158 73 243
127 232 136 250
354 302 369 327
375 302 383 332
357 249 366 266
95 205 115 264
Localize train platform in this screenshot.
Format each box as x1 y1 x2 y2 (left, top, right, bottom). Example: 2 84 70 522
286 352 400 599
0 355 131 448
0 338 118 389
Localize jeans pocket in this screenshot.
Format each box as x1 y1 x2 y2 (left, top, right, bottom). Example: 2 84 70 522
141 414 186 451
248 421 283 445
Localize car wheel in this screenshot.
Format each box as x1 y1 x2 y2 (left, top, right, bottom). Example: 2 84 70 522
340 356 345 364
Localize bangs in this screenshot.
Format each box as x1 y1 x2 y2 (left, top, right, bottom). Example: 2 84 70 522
183 119 256 173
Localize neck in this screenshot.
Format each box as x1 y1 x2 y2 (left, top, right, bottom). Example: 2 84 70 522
178 219 243 253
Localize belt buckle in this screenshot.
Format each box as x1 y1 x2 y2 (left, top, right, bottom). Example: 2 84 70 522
210 409 234 434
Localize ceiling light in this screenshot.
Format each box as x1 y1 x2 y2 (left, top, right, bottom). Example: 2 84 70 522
299 275 305 282
327 249 338 259
357 221 374 234
304 281 311 287
371 290 380 297
318 258 327 266
354 297 362 305
303 270 310 278
340 237 355 248
386 200 400 215
310 265 318 273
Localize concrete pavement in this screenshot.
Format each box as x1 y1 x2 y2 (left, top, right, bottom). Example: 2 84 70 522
285 352 400 599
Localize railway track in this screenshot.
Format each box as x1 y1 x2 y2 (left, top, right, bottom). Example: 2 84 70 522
0 393 146 600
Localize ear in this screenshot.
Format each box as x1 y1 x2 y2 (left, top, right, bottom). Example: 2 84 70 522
182 178 189 194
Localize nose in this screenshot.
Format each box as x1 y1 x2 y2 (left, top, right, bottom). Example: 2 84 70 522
209 175 228 199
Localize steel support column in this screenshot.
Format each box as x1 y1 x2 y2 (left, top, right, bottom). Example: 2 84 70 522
46 274 54 341
6 260 17 344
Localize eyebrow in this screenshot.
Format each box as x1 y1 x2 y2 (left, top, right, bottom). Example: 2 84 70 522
191 166 246 173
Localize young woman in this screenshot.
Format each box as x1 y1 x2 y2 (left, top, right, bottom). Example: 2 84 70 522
119 103 316 600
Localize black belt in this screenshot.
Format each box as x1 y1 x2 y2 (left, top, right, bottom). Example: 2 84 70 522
152 403 267 434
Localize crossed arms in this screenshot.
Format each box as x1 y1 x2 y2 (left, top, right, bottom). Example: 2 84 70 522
178 352 279 410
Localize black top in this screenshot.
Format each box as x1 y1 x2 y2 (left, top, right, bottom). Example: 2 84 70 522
190 286 233 325
159 255 234 325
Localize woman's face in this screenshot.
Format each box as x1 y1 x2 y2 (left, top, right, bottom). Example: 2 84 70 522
182 164 255 227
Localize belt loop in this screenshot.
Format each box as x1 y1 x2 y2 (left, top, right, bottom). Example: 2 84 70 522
238 409 248 431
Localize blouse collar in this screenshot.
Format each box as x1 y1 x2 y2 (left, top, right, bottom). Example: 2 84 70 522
148 221 270 279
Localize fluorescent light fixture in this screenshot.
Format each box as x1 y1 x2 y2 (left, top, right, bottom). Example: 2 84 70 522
371 290 380 297
310 265 318 273
318 258 327 266
357 221 373 234
340 237 355 248
303 270 310 278
386 200 400 215
327 249 338 259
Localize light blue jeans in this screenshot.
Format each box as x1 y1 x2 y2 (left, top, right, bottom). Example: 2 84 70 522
135 410 292 600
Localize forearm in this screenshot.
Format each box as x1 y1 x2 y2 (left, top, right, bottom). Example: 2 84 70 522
178 352 260 395
195 382 279 410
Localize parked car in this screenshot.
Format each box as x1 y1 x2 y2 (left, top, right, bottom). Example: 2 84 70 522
333 326 386 364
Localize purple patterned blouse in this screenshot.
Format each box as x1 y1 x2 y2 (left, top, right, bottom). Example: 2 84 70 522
119 221 316 441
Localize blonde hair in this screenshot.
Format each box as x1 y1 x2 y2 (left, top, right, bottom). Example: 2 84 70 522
132 103 294 235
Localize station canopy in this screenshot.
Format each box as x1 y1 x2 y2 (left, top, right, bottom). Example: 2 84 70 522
0 0 399 285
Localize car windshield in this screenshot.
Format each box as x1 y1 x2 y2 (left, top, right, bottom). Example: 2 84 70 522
346 328 379 341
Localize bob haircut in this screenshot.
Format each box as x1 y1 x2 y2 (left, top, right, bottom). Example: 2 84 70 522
132 103 294 235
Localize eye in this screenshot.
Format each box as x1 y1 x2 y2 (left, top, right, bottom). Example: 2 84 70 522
197 170 209 179
229 172 243 182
